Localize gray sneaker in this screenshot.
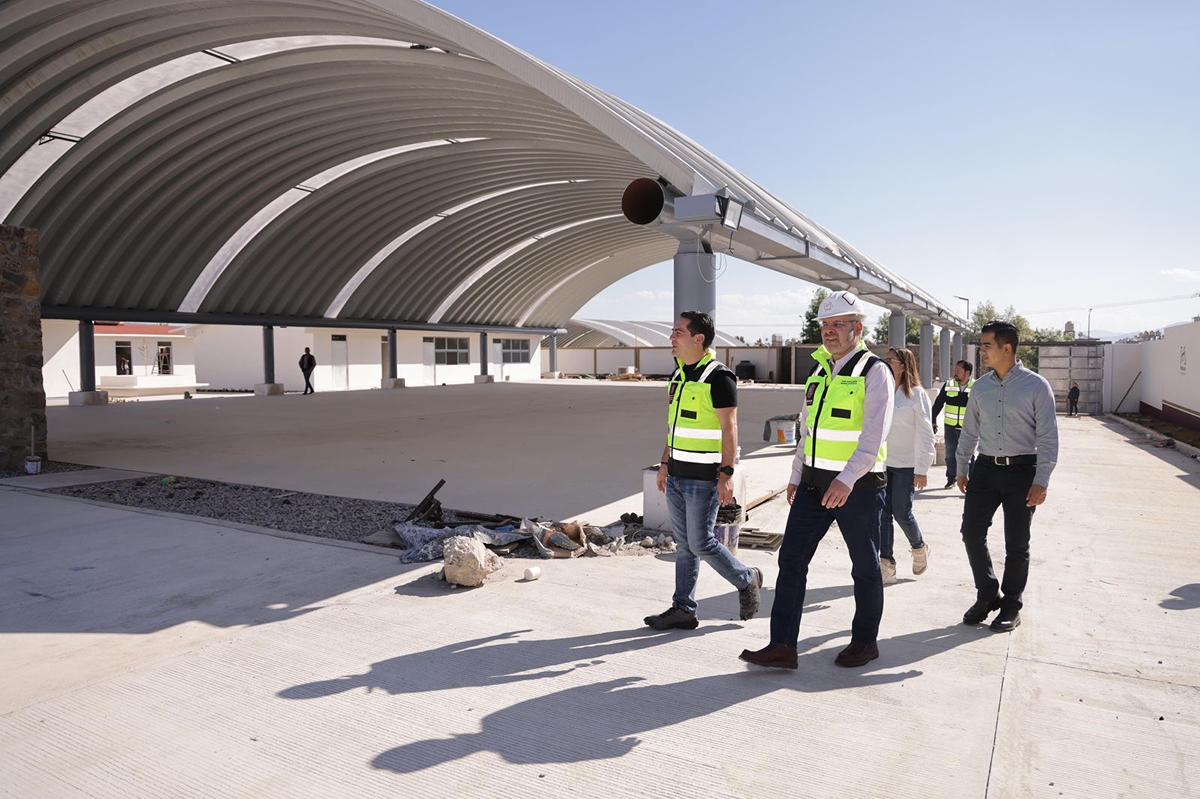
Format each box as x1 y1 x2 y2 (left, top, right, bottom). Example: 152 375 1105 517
643 606 699 630
739 567 764 621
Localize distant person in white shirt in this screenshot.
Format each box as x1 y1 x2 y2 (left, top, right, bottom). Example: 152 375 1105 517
880 347 936 584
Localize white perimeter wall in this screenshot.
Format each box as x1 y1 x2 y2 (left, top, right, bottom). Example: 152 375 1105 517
41 320 79 398
1134 320 1200 417
41 322 198 397
192 325 311 392
1103 343 1143 413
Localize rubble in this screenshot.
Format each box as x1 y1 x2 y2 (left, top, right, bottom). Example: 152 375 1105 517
442 536 503 587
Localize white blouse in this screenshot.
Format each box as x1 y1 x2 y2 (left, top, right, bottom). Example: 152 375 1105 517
886 387 936 474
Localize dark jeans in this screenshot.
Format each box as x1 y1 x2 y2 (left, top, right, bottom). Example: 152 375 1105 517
302 370 315 394
880 467 925 561
960 459 1035 611
1068 398 1079 415
944 426 962 484
770 480 884 647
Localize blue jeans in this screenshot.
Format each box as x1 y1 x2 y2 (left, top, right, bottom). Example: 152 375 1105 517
769 480 885 647
666 476 755 614
880 467 925 561
940 427 969 482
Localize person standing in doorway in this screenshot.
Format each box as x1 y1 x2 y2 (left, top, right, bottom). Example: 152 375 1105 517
643 311 762 631
932 360 975 488
879 347 935 585
740 291 894 670
299 347 317 394
1068 382 1081 417
957 321 1059 633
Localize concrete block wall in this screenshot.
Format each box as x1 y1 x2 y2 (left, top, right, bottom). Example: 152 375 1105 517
0 225 47 469
1038 344 1104 414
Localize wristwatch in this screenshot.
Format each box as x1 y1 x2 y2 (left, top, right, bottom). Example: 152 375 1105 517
718 465 735 477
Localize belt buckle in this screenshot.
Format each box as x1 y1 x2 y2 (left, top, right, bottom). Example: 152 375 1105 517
994 455 1011 466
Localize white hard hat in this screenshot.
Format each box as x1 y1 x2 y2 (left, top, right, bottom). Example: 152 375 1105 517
815 290 866 321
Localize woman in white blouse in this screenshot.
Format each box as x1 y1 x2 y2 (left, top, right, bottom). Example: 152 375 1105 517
880 347 935 585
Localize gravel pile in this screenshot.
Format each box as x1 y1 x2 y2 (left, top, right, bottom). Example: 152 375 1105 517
0 460 94 479
46 475 475 542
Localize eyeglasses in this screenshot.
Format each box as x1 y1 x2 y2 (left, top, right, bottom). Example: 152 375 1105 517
819 320 857 331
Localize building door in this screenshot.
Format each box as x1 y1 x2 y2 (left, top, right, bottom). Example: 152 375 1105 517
331 335 349 390
422 338 436 385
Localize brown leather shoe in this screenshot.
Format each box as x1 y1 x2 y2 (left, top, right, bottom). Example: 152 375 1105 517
834 641 879 668
739 643 798 670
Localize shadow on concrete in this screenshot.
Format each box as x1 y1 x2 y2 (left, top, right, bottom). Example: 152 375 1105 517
1099 418 1200 490
367 623 985 773
699 584 856 619
1160 584 1200 610
278 625 740 701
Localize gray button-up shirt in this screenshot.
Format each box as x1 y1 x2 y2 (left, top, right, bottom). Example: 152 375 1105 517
956 361 1059 486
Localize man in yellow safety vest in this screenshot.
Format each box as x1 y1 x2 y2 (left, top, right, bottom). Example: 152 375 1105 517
741 291 895 669
644 311 763 631
932 360 975 488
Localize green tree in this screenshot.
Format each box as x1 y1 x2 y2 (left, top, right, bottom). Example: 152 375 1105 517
801 288 829 344
970 300 1067 370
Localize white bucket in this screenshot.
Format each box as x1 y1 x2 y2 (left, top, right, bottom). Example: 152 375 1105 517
769 419 796 445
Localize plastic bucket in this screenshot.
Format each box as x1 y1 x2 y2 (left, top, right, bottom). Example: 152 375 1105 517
770 419 796 444
714 503 742 552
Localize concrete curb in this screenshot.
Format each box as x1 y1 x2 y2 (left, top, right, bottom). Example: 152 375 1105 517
0 484 406 559
1104 413 1200 460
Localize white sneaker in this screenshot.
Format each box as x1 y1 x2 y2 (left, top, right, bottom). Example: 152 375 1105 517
880 557 898 585
912 543 930 575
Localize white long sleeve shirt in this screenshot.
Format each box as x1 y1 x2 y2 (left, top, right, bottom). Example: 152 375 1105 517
885 387 936 475
789 350 895 487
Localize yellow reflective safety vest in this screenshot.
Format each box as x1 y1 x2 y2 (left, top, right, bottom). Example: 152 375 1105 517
943 378 975 428
666 351 727 466
802 343 887 474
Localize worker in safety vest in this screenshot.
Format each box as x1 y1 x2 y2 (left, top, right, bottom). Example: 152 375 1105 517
644 311 763 632
932 360 975 488
741 291 894 669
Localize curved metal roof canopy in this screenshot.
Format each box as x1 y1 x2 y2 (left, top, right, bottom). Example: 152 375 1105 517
0 0 967 334
551 319 746 349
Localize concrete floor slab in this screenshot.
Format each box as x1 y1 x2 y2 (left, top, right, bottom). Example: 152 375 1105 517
44 383 803 522
2 415 1197 797
0 468 147 490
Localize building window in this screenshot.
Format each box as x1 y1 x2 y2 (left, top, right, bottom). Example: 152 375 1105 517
156 341 173 375
499 338 531 364
115 341 132 375
430 336 469 365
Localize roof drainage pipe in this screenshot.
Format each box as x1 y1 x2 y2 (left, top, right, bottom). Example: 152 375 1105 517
621 177 717 322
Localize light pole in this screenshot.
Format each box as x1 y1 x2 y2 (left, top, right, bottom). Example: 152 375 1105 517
1087 307 1093 340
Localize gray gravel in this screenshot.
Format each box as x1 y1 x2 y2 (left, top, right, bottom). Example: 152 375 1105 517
0 460 94 479
46 475 486 543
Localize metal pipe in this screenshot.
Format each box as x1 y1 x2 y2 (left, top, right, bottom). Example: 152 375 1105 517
480 331 489 377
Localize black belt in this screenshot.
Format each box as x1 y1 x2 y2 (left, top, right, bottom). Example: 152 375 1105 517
978 454 1036 466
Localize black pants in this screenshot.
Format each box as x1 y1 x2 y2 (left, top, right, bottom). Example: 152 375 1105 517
1068 398 1079 416
960 459 1035 611
302 370 315 394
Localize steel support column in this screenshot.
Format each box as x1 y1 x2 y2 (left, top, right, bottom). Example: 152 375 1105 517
78 319 96 392
387 328 397 379
919 322 933 387
940 327 952 383
673 238 717 322
262 325 275 384
549 336 558 373
888 311 907 349
480 331 489 376
952 331 965 366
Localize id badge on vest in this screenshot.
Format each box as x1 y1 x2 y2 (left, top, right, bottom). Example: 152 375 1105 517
805 381 818 405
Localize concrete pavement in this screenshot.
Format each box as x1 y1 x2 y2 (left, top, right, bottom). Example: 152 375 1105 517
1 415 1197 797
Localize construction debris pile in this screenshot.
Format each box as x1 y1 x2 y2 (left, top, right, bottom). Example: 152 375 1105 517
359 479 678 564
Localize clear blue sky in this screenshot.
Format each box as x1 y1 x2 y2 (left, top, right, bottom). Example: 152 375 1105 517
431 0 1200 339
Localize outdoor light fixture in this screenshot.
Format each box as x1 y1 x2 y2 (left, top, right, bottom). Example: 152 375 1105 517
717 196 744 231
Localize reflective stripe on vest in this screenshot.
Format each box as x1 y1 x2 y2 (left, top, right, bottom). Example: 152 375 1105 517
943 378 975 428
802 342 886 474
667 351 726 465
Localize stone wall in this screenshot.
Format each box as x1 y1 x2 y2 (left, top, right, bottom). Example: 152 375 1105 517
0 225 47 470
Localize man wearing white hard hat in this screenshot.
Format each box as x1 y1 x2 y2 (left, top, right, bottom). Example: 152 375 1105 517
741 290 895 669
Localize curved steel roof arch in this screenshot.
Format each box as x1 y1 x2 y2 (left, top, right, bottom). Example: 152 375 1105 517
2 0 966 333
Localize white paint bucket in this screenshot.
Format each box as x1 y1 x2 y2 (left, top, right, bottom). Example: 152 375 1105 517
770 419 796 445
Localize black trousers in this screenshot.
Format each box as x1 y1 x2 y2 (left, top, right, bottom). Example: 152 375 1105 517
1068 397 1079 415
302 370 315 394
960 459 1035 610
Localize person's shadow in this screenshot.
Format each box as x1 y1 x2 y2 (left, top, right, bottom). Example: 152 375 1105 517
370 623 988 773
1160 584 1200 610
278 624 740 700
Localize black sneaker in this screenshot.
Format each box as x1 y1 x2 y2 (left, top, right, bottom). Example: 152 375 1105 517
944 479 956 489
643 606 699 630
990 607 1021 632
738 567 764 621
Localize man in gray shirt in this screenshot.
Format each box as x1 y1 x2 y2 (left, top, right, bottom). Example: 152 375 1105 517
956 320 1058 632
